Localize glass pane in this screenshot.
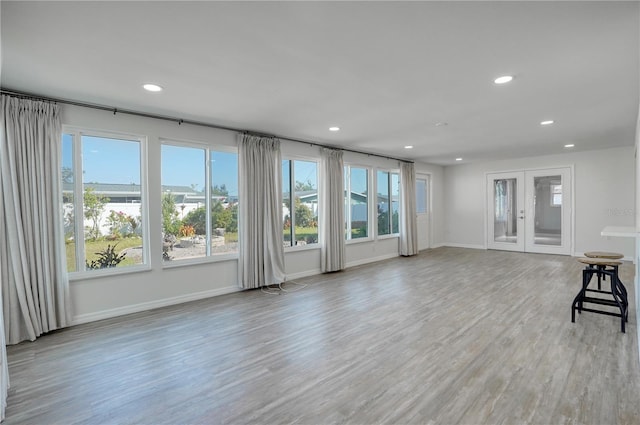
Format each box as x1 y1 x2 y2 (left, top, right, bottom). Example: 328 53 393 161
62 133 76 272
416 179 427 214
533 175 562 246
82 135 144 270
493 178 518 243
211 151 239 254
282 160 292 247
377 171 390 235
391 173 399 234
162 144 206 261
293 160 318 245
350 167 368 239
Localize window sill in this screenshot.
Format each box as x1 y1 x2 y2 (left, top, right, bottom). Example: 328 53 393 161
377 234 400 241
285 244 320 253
163 253 238 269
69 264 152 282
346 237 373 245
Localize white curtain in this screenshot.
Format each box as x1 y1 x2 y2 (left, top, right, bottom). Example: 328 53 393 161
0 260 7 422
320 148 345 272
237 134 286 288
0 95 71 346
399 161 418 256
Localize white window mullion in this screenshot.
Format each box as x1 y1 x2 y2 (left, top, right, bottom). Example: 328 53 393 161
345 166 352 240
74 131 85 271
138 136 150 265
388 172 393 234
289 160 296 245
205 150 212 257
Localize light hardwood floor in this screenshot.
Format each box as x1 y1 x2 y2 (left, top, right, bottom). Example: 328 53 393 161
4 247 640 424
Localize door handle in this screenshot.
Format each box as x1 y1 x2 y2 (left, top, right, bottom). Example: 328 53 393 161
519 216 525 219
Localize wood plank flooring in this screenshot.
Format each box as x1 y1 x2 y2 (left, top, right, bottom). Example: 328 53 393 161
4 247 640 424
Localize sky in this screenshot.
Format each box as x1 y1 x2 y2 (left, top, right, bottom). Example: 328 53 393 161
63 135 330 196
350 167 368 194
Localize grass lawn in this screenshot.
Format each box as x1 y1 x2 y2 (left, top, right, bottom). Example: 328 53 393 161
66 237 143 271
293 226 318 243
223 226 318 244
65 227 320 272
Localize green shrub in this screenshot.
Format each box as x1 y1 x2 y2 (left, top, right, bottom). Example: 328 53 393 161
86 244 126 269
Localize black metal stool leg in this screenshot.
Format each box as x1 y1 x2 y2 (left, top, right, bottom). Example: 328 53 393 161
572 268 590 321
606 268 626 333
612 271 629 323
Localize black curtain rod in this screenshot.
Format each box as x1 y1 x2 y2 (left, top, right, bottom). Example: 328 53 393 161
0 88 413 164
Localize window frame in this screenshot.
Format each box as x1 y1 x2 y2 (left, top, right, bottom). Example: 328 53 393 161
344 163 372 244
282 155 320 251
63 126 151 279
160 138 239 266
376 168 400 239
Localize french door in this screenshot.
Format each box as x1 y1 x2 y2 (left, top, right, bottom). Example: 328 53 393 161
487 168 571 255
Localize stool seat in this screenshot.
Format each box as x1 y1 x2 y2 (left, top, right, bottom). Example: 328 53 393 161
577 257 622 267
584 251 624 259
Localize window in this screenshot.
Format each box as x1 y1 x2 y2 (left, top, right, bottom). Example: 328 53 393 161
377 170 399 236
62 130 147 273
344 166 369 240
282 159 318 247
161 142 238 262
551 183 562 206
210 151 239 253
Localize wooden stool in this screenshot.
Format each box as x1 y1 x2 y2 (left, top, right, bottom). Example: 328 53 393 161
577 256 628 306
584 251 624 290
572 257 628 333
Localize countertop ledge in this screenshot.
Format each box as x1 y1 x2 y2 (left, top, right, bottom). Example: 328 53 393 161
601 226 639 238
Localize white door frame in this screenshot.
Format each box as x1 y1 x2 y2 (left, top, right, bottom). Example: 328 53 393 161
486 166 574 255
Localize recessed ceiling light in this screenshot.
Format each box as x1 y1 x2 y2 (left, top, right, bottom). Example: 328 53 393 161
494 75 513 84
329 127 340 132
404 145 413 149
435 122 448 127
540 120 554 126
143 83 163 92
564 144 575 148
455 158 463 161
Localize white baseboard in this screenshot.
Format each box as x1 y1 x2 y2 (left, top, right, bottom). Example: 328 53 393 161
286 269 322 280
442 243 486 250
72 285 241 326
347 252 399 268
429 243 445 249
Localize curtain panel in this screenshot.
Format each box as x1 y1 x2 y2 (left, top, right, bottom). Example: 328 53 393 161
399 162 418 256
237 134 286 288
320 148 345 272
0 260 6 422
0 95 71 345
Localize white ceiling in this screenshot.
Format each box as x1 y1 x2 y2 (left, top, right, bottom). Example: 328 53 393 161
1 1 638 165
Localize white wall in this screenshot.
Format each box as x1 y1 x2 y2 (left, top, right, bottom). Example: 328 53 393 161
443 146 636 257
61 104 445 323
